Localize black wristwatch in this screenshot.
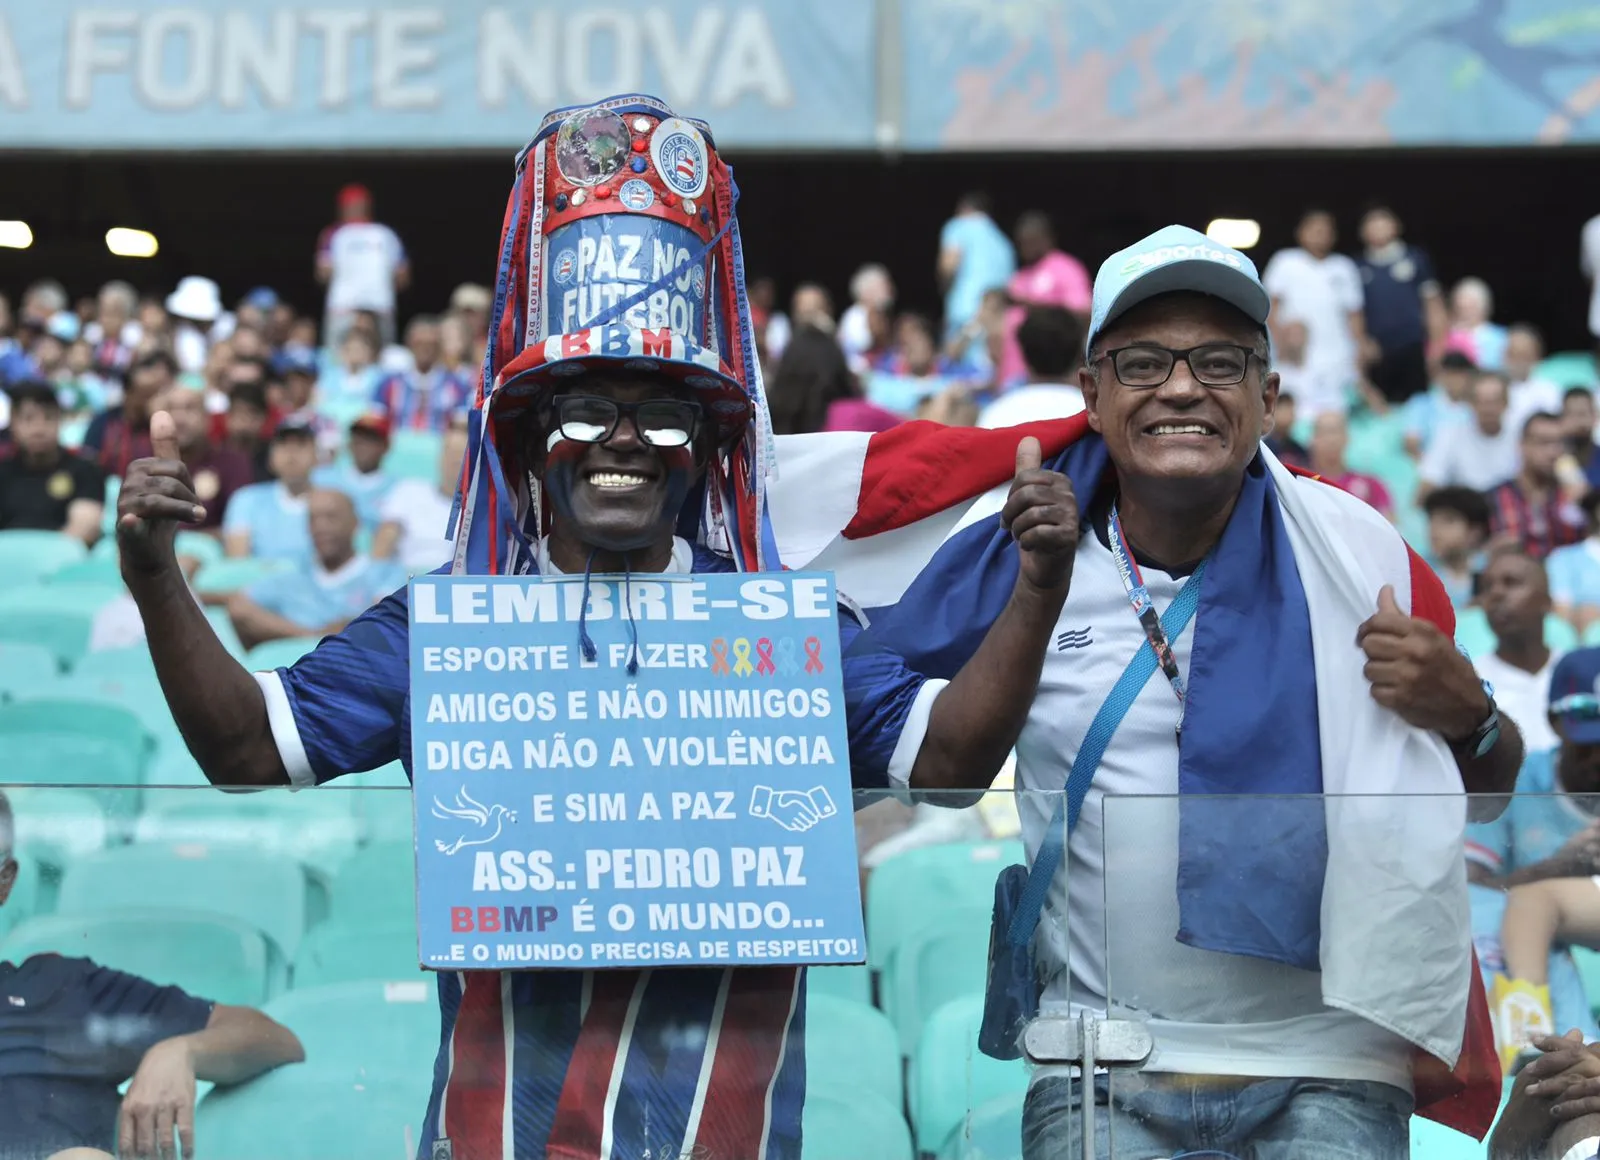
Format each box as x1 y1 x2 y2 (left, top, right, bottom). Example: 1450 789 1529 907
1451 695 1501 759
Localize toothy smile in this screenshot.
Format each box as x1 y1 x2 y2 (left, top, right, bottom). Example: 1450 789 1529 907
588 472 654 488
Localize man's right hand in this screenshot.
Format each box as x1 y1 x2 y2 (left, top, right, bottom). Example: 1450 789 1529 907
116 410 207 576
1001 436 1079 593
1557 824 1600 875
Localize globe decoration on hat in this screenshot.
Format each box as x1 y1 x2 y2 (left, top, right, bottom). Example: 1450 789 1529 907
451 93 775 578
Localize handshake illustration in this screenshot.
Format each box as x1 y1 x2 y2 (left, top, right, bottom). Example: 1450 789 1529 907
748 786 838 833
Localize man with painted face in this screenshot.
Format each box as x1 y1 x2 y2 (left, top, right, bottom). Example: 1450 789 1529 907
110 95 1053 1160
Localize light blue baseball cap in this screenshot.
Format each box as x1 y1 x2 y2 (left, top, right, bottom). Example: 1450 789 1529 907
1085 225 1270 357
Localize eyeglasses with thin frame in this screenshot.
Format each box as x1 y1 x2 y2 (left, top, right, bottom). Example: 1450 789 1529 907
549 394 702 449
1098 343 1261 388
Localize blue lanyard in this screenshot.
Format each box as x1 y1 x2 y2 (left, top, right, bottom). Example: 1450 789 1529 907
1107 501 1208 736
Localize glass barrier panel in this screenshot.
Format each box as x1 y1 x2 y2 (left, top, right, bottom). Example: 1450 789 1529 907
1 781 1078 1160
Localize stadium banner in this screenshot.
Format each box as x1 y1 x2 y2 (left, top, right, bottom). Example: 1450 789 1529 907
904 0 1600 149
408 571 868 971
0 0 874 150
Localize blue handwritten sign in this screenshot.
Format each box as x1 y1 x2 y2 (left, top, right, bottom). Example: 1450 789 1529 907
408 571 866 971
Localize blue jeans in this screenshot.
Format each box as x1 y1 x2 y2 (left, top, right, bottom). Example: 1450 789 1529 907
1022 1073 1414 1160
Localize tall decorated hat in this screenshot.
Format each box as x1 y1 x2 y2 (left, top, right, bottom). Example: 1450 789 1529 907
450 93 777 577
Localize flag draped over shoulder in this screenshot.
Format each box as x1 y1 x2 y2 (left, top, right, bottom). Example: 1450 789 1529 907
767 417 1501 1139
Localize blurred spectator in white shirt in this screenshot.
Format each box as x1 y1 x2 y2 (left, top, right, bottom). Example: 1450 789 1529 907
373 418 468 574
227 489 405 649
317 184 409 350
838 264 895 371
979 306 1085 428
163 277 224 374
1476 547 1563 754
1419 371 1521 497
1263 209 1366 418
1505 324 1564 435
1583 211 1600 353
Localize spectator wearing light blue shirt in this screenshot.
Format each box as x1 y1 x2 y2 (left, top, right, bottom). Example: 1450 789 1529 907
938 192 1015 341
1401 350 1477 459
222 418 319 561
226 489 405 649
1549 492 1600 638
311 411 395 536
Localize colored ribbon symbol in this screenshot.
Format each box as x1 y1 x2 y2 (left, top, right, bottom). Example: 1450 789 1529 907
804 636 825 674
710 638 730 676
731 637 755 677
755 638 777 676
775 637 801 677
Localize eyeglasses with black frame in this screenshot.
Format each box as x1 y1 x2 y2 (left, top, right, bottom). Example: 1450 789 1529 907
549 394 702 449
1098 343 1261 388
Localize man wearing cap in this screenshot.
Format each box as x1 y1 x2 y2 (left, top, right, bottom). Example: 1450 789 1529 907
312 411 396 535
1467 646 1600 1069
316 183 408 351
221 417 321 560
110 94 968 1160
842 224 1518 1157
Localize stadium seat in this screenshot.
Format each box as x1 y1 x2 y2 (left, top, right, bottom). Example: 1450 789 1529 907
330 840 418 928
245 636 324 671
1573 946 1600 1016
57 842 311 962
807 963 873 1005
12 673 179 753
911 995 1028 1152
345 772 415 842
801 1084 914 1160
803 994 903 1109
0 530 87 585
0 910 277 1005
42 556 124 587
174 531 225 567
205 606 248 658
3 787 110 864
1411 1113 1488 1158
1536 351 1599 390
0 585 123 666
1547 615 1581 653
0 641 60 699
70 646 157 682
264 979 438 1077
195 1066 431 1160
867 840 1023 970
1457 607 1580 658
294 921 423 988
881 916 993 1055
194 556 294 595
937 1090 1025 1160
0 698 153 815
385 431 443 482
134 790 363 878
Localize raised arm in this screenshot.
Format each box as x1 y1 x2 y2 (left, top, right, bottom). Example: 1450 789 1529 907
907 437 1079 792
117 410 289 786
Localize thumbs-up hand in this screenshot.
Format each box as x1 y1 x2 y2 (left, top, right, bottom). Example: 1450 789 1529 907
1001 436 1080 593
115 409 207 577
1357 583 1490 741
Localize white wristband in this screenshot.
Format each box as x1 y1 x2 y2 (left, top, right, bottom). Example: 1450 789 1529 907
1558 1135 1600 1160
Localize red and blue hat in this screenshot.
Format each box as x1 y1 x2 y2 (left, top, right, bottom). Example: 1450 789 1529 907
452 93 777 577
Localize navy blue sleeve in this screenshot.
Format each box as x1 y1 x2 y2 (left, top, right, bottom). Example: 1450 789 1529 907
82 963 213 1071
277 581 412 782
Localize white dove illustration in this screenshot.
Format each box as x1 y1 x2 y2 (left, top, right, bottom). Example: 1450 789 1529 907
431 788 517 856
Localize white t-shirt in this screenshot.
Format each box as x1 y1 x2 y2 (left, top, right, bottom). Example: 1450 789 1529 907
895 528 1413 1089
378 478 454 574
323 222 406 314
1508 377 1565 438
1475 650 1561 756
1262 248 1363 415
978 383 1085 428
1418 419 1521 491
1582 213 1600 339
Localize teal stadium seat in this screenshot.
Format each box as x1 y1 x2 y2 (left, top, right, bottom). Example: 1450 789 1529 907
43 556 124 587
194 556 294 596
867 840 1023 971
937 1091 1025 1160
345 775 416 842
134 790 363 878
263 980 438 1078
803 994 903 1110
205 606 248 658
196 1071 429 1160
0 910 276 1005
1573 947 1600 1016
70 646 157 682
58 842 310 962
330 840 418 928
801 1085 914 1160
245 636 324 672
0 530 87 585
385 431 443 482
0 698 152 816
2 788 110 865
882 917 994 1055
0 641 60 699
12 673 180 756
912 995 1028 1153
294 921 423 988
0 584 123 666
807 963 872 1005
174 531 225 567
1450 608 1577 658
1536 352 1599 390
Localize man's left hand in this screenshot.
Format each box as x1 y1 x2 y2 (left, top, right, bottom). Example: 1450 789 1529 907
1357 583 1488 741
119 1037 197 1160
